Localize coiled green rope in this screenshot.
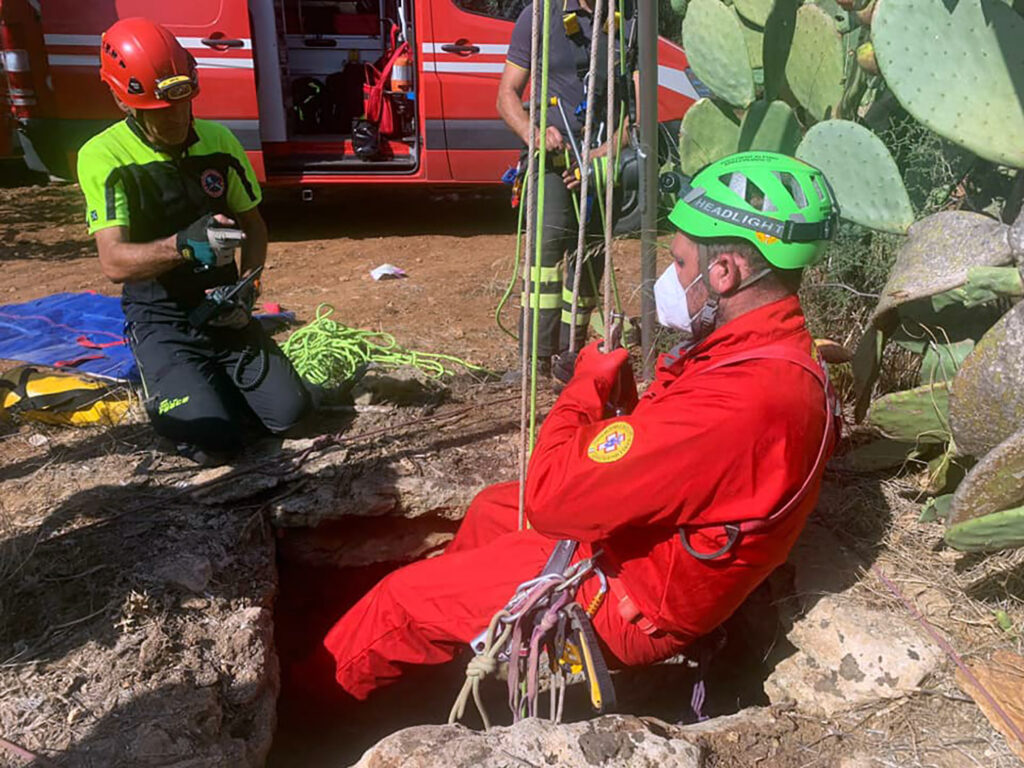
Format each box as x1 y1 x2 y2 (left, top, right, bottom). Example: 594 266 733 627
281 303 492 388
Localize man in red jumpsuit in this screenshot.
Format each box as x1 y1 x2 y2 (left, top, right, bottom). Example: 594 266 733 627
324 151 842 700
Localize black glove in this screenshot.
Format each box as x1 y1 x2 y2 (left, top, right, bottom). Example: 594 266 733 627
176 214 244 268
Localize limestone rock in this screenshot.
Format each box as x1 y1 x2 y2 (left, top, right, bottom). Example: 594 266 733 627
278 516 457 569
764 597 942 716
352 715 704 768
271 469 483 528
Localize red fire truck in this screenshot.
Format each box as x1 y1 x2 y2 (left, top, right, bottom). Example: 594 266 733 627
0 0 699 188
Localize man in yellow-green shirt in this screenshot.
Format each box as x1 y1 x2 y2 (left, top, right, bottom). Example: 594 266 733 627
77 17 310 465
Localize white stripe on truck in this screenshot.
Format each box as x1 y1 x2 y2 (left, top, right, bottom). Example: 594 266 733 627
421 42 509 55
47 54 253 70
44 34 252 51
421 61 506 74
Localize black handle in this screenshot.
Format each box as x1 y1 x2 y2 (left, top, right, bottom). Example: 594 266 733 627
201 37 245 49
303 37 338 48
441 43 480 54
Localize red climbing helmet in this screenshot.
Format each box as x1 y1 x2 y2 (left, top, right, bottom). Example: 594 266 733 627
100 18 199 110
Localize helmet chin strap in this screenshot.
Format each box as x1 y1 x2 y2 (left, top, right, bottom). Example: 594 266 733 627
691 243 774 341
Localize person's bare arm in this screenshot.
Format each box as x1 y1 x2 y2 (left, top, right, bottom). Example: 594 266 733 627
94 226 181 284
94 212 243 284
235 206 267 277
497 61 565 152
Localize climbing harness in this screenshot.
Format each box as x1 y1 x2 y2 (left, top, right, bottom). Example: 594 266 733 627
0 365 132 427
280 303 492 388
450 541 616 728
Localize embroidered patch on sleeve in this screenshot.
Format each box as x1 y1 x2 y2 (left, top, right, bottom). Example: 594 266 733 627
587 422 635 464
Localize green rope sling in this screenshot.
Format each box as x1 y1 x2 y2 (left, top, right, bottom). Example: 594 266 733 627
281 303 491 388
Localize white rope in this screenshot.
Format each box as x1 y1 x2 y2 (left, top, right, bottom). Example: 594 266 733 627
602 0 617 352
517 0 544 532
568 0 606 355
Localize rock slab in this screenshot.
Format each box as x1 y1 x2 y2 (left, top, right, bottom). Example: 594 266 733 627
764 596 942 716
352 715 703 768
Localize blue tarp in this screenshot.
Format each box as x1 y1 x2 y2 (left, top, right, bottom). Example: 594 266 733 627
0 292 138 381
0 292 295 383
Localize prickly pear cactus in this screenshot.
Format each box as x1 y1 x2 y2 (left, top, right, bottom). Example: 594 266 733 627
796 120 914 234
872 0 1024 168
785 4 846 121
944 506 1024 553
851 211 1014 419
682 0 756 109
838 438 919 472
865 382 950 445
734 0 773 26
678 98 741 175
738 100 802 154
813 0 855 33
869 212 1014 322
762 0 800 101
740 18 764 70
951 427 1024 525
950 301 1024 458
919 340 975 386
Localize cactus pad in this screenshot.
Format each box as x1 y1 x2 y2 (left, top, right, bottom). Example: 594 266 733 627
763 0 800 101
873 0 1024 168
920 494 955 525
785 4 845 121
678 98 740 176
919 340 975 386
682 0 756 109
734 0 773 26
738 100 802 154
951 300 1024 458
931 266 1024 312
869 212 1013 323
796 119 914 234
812 0 855 33
839 438 919 472
740 17 764 70
865 382 950 445
944 505 1024 553
951 427 1024 525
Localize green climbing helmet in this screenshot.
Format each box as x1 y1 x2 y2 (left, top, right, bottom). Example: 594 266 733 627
668 151 840 270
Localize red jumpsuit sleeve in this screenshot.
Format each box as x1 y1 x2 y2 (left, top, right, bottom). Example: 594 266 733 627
525 362 818 542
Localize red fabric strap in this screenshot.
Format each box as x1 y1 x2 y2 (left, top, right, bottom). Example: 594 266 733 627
76 334 126 350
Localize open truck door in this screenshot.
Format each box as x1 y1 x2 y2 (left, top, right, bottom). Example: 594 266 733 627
30 0 261 179
427 0 523 183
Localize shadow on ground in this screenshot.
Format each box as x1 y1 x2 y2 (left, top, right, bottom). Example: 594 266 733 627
263 188 513 241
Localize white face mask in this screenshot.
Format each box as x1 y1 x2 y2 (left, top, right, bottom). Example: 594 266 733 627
654 265 702 333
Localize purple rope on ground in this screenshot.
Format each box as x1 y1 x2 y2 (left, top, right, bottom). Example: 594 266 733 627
872 564 1024 748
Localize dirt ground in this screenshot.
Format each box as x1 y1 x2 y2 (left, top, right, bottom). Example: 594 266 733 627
1 180 1023 767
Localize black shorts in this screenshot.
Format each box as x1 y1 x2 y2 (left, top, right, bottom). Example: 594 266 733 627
128 318 311 453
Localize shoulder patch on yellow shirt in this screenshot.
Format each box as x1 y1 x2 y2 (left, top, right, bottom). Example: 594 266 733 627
587 422 634 464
